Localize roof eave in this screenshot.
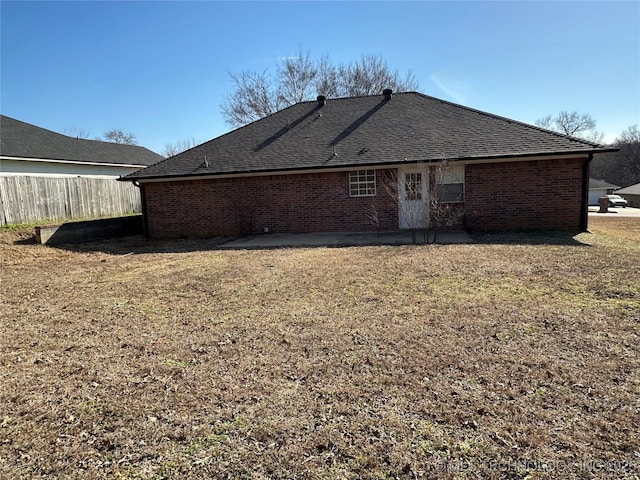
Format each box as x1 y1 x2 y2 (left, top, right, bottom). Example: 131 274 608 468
121 149 605 183
1 155 149 168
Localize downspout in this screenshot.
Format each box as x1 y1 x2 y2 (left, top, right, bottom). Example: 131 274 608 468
133 181 149 237
580 154 592 232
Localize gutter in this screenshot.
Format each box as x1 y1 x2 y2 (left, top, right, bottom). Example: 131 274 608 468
0 155 147 169
133 181 149 237
119 150 606 184
580 153 593 232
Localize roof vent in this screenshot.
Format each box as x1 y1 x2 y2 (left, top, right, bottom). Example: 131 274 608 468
317 95 327 107
383 89 393 100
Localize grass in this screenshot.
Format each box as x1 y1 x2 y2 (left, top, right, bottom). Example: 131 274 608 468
1 217 639 479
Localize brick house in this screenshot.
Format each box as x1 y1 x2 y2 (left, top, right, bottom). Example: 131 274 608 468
1 115 163 225
588 178 621 205
121 91 612 238
615 182 640 207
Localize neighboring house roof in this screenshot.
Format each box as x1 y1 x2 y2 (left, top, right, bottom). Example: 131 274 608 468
123 91 613 182
0 115 163 166
616 182 640 195
589 178 620 189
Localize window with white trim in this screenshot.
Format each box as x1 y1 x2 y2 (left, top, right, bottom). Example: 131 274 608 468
349 170 376 197
436 164 465 203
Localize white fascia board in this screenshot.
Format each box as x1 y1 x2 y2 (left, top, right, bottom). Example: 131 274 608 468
458 152 590 165
132 165 389 183
0 155 145 169
0 171 120 179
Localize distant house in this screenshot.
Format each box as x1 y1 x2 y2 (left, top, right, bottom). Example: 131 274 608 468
0 115 163 225
615 183 640 207
121 91 613 238
588 178 620 205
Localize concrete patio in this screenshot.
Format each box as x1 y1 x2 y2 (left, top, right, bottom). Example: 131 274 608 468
219 230 473 249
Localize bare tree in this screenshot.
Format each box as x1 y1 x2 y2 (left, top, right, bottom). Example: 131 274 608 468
314 55 340 99
63 126 91 139
277 49 318 105
535 111 603 143
103 129 137 145
589 125 640 187
381 161 466 244
616 125 640 185
221 51 419 128
221 70 284 127
162 138 201 158
336 55 418 97
616 124 640 146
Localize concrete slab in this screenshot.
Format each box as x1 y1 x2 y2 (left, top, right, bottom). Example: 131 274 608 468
35 215 143 245
219 230 473 249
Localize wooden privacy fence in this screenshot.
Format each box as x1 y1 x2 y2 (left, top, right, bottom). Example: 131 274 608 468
0 176 142 226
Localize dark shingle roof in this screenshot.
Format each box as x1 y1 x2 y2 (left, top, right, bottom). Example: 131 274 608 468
616 182 640 195
0 115 163 166
589 178 620 189
123 92 611 181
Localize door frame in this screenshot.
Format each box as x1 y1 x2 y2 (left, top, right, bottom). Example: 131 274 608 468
398 167 429 229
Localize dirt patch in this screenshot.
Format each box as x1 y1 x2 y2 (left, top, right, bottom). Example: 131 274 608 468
1 220 639 479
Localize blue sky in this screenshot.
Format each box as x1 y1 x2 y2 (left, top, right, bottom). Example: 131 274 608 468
1 1 638 155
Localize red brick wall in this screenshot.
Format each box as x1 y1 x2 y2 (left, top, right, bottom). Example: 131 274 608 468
465 157 586 231
141 158 587 238
142 170 398 238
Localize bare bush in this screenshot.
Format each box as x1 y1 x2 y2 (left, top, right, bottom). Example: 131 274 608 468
382 161 466 243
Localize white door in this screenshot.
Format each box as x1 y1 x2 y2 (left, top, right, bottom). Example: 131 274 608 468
398 168 428 229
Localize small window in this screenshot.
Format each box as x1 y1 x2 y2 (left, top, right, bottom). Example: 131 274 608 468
349 170 376 197
405 173 422 200
439 183 464 202
436 165 465 203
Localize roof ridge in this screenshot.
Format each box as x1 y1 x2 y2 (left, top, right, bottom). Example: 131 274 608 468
137 91 409 170
1 114 162 157
615 182 640 192
407 92 603 148
1 114 162 165
205 91 404 153
298 91 396 104
202 100 312 147
2 114 75 142
120 91 614 181
292 91 599 148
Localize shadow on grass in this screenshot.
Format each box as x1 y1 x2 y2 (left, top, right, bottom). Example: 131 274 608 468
48 235 236 256
13 234 37 245
51 234 418 255
469 229 591 246
35 230 590 255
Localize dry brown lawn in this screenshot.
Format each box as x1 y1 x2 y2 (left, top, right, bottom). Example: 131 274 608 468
1 217 639 479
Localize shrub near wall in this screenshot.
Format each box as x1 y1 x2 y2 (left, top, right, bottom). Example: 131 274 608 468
142 170 398 238
465 158 585 231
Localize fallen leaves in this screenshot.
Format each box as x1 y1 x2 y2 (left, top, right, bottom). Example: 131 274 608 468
1 218 639 478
